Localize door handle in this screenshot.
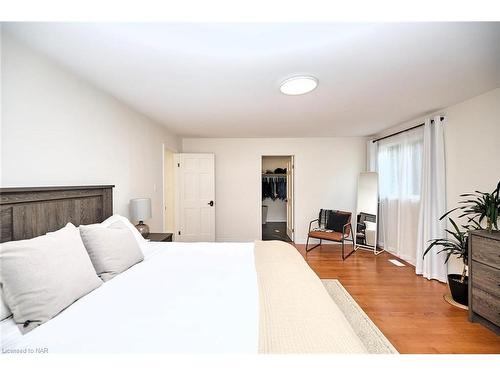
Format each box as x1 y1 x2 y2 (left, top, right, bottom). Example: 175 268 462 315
208 200 214 207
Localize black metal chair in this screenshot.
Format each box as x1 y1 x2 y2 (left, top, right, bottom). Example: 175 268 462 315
305 210 355 260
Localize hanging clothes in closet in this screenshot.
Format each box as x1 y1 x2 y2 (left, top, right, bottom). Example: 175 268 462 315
262 175 287 201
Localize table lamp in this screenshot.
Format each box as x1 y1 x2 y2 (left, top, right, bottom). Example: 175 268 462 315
130 198 152 237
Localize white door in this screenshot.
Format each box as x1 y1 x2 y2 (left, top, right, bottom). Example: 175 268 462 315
175 153 215 242
286 157 294 241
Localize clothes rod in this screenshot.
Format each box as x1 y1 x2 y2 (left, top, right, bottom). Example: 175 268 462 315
262 174 286 177
372 116 445 143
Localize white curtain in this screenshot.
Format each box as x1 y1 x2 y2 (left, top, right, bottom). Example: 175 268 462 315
377 127 424 264
415 117 447 282
366 140 378 172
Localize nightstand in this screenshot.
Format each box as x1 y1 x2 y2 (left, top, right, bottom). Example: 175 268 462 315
145 233 173 242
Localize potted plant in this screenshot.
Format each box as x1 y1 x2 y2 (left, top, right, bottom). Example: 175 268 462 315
423 218 469 305
423 181 499 306
442 181 500 233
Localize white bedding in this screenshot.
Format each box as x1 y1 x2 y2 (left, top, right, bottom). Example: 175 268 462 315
1 242 259 353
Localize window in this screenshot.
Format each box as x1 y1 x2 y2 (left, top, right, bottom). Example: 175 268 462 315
377 133 423 200
376 126 424 264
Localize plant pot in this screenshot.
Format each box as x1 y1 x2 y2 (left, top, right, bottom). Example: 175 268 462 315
448 274 468 306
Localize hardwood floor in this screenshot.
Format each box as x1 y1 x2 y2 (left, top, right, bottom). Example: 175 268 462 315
294 243 500 354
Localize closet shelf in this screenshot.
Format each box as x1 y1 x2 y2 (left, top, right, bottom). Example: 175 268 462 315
262 173 287 177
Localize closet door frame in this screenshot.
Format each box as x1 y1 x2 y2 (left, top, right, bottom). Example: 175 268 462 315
286 156 295 241
260 154 295 242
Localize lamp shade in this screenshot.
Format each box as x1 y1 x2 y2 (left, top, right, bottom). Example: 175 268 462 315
130 198 152 222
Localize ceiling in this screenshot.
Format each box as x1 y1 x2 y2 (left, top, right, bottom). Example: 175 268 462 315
4 23 500 137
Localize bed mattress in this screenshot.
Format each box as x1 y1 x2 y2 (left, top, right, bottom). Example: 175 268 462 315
1 242 259 353
1 240 367 354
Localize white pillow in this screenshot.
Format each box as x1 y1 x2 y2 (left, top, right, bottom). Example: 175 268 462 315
0 289 12 321
0 223 103 333
79 221 144 282
101 214 147 248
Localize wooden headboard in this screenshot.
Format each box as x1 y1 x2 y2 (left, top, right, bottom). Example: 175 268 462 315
0 185 114 243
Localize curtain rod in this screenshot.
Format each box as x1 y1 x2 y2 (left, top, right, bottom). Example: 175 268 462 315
372 116 445 143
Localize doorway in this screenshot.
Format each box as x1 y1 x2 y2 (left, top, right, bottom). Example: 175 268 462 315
174 153 216 242
261 155 294 242
163 147 176 235
164 151 216 242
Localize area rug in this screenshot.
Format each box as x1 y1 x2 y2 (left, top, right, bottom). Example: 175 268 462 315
321 279 398 354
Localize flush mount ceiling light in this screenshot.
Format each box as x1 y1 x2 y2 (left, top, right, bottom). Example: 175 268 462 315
280 76 318 95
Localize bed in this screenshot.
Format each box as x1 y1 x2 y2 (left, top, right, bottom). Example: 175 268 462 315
0 186 369 354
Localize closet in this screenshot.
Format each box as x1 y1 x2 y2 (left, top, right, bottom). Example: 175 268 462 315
261 155 294 242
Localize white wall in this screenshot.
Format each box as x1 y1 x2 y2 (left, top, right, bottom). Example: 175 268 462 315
1 32 181 231
262 155 289 222
182 138 366 243
443 88 500 220
443 88 500 273
373 87 500 272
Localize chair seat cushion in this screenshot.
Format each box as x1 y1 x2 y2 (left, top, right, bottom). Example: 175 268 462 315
308 230 345 242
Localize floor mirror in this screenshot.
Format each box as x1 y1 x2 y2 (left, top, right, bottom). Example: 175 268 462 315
355 172 382 254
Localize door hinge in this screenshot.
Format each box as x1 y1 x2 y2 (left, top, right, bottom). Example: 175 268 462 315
177 163 180 167
178 230 181 235
292 229 295 233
